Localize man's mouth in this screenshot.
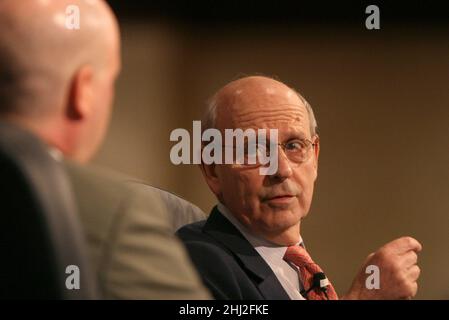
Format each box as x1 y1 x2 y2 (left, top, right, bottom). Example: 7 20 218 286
269 194 294 199
265 194 295 204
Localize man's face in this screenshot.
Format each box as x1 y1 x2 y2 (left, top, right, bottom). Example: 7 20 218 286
210 79 319 244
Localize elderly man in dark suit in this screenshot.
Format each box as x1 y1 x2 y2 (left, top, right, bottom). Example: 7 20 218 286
177 76 422 300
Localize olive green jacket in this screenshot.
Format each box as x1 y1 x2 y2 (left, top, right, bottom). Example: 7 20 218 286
64 161 211 299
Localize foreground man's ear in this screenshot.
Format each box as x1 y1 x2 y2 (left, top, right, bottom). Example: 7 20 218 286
67 65 94 120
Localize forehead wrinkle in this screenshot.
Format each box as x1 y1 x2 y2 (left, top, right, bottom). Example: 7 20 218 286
232 106 306 128
234 93 293 110
234 118 308 140
237 114 303 128
234 105 305 120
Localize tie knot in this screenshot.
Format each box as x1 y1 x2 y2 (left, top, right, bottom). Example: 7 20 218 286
283 245 339 300
283 245 314 267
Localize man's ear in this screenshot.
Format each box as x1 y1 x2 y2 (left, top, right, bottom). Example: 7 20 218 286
199 162 222 197
67 66 94 120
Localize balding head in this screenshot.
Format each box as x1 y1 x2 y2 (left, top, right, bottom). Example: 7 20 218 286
0 0 121 162
204 76 317 137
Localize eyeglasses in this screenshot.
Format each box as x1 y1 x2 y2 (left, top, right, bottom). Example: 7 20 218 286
223 136 318 167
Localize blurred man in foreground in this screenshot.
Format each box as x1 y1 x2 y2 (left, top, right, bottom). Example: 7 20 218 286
177 76 422 300
0 0 209 299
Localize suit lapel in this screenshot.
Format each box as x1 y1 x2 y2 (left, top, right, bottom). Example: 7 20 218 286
203 206 290 300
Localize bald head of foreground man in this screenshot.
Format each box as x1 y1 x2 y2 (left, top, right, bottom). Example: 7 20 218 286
0 0 120 161
0 0 210 299
177 76 422 300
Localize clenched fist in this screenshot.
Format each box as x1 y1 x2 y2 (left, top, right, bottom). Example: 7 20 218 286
343 237 422 300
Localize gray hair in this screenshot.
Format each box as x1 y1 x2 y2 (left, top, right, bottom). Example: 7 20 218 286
203 87 318 137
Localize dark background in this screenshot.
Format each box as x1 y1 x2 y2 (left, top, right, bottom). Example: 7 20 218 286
106 1 449 26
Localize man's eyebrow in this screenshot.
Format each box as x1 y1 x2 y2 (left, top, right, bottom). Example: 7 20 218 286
283 130 308 140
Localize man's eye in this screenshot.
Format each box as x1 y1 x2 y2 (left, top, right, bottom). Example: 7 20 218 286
285 141 304 151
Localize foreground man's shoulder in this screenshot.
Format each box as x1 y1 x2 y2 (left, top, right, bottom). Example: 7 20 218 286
64 160 140 189
122 182 207 230
63 161 212 299
64 161 163 210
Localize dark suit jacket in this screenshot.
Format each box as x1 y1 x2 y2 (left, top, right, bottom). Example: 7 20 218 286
176 206 291 300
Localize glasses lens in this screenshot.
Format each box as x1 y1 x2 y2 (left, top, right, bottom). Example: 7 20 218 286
284 140 312 163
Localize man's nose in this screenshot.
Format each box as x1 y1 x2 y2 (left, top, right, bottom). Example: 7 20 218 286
271 148 293 180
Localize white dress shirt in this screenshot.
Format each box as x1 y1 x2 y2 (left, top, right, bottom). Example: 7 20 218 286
217 203 306 300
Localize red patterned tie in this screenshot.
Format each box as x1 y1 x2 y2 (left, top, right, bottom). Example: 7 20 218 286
283 245 338 300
